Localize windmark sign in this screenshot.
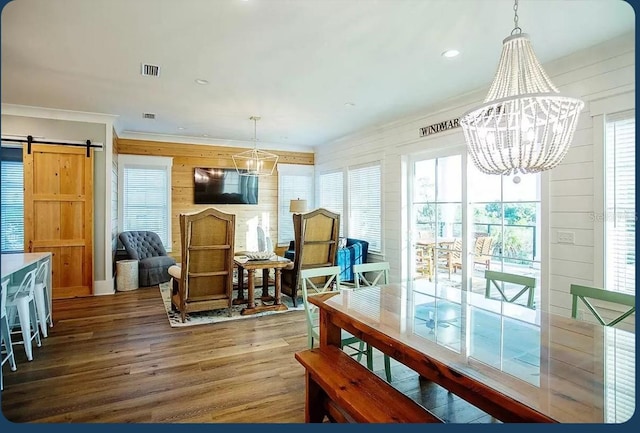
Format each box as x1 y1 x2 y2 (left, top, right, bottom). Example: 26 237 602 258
419 118 460 137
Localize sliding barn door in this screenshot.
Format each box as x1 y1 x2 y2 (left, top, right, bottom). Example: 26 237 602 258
24 144 93 298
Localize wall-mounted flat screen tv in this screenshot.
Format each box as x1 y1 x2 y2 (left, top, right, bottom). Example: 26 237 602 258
194 167 259 205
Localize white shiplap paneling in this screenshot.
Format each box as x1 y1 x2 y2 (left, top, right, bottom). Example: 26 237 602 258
314 31 634 316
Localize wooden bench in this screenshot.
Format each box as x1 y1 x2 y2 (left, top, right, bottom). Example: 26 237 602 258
295 346 444 423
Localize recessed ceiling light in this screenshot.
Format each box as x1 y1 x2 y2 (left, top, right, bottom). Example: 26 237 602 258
202 134 209 137
195 79 209 85
344 102 356 107
177 127 185 130
442 49 460 58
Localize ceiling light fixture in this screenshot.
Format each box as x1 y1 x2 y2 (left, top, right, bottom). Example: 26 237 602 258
344 102 355 107
195 79 209 85
460 0 584 175
441 49 460 58
232 116 279 177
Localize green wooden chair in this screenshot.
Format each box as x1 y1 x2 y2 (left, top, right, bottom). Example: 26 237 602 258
570 284 635 327
353 262 393 382
484 270 536 309
300 266 372 370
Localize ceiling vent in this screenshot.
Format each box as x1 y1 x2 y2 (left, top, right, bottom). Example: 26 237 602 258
141 63 160 77
142 113 156 119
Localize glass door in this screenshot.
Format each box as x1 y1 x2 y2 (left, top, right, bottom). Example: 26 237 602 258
410 153 464 351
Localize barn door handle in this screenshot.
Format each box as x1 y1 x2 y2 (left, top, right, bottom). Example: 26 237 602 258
28 240 33 252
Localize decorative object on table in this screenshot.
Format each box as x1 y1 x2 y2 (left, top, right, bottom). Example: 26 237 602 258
118 231 176 287
289 198 308 213
232 116 278 177
460 0 584 176
281 208 340 307
169 207 236 323
158 281 303 328
245 251 276 261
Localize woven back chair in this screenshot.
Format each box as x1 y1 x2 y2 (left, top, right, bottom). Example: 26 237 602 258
169 208 236 323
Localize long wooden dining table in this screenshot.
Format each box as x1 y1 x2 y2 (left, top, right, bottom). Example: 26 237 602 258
308 282 635 423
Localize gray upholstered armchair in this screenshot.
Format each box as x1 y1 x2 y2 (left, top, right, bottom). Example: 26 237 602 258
118 231 176 287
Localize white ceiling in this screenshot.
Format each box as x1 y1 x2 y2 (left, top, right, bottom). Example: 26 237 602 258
1 0 635 150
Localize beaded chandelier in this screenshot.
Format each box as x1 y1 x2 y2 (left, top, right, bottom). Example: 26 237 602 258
233 116 279 177
460 0 584 175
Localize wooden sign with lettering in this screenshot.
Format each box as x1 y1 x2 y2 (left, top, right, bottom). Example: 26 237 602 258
420 118 460 137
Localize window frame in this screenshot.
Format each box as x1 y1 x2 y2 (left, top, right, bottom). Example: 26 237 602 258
277 163 315 246
318 169 345 236
347 161 383 253
0 143 24 253
117 154 173 252
591 92 635 293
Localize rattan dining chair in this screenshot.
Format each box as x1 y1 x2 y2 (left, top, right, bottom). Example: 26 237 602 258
570 284 635 327
300 266 374 371
353 262 393 382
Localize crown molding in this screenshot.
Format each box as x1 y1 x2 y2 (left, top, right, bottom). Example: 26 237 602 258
1 103 118 125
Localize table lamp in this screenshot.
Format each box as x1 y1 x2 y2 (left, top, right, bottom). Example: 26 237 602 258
289 198 307 213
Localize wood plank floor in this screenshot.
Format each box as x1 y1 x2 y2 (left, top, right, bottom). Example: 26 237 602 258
1 286 497 423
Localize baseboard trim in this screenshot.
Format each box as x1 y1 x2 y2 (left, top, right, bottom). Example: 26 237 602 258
93 278 115 296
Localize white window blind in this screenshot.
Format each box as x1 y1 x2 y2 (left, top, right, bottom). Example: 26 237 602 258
319 171 344 236
1 154 24 253
278 164 314 245
119 155 173 250
348 163 381 252
605 111 635 295
605 327 635 423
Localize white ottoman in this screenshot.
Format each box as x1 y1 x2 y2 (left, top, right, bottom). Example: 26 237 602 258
116 259 139 291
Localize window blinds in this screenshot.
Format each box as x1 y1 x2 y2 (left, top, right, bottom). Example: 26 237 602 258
348 163 381 252
0 159 24 253
122 166 170 248
277 164 314 244
319 171 344 236
605 111 635 295
605 327 635 423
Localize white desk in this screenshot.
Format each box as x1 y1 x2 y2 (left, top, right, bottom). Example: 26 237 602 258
1 252 53 324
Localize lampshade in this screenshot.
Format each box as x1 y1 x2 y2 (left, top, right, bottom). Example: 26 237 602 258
232 116 279 177
289 199 307 213
460 0 584 176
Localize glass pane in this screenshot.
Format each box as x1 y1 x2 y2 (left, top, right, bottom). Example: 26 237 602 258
414 159 435 202
502 318 541 386
502 225 536 261
469 307 502 368
472 203 502 227
503 173 540 202
436 203 461 239
468 160 500 202
436 155 461 202
413 292 461 352
415 204 436 225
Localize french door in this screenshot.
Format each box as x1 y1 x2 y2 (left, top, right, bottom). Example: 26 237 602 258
408 149 542 360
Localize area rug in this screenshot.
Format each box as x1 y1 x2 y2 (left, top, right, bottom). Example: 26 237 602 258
158 282 305 327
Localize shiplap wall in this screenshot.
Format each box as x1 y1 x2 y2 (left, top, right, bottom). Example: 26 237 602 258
117 138 314 261
314 31 634 321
